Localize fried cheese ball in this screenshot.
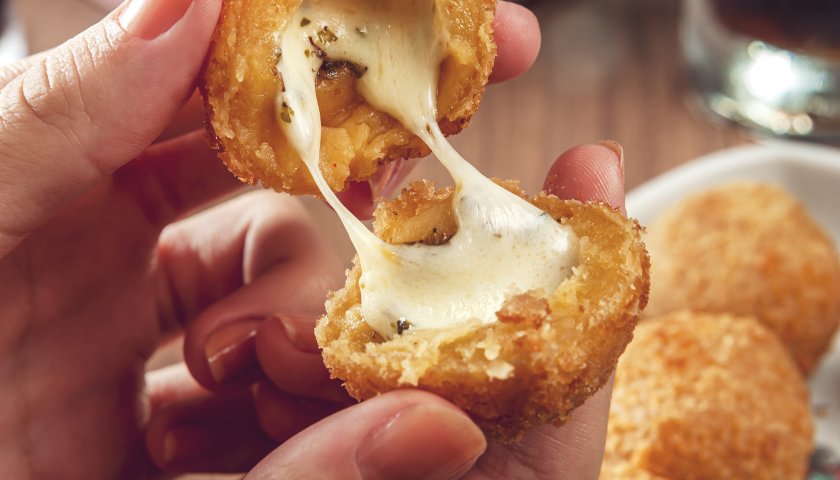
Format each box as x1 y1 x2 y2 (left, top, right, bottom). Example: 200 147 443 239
316 180 650 441
203 0 651 442
601 311 814 480
645 183 840 374
201 0 495 196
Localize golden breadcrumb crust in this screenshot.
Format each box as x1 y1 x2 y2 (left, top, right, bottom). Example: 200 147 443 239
201 0 496 196
315 180 650 442
602 311 814 480
645 182 840 374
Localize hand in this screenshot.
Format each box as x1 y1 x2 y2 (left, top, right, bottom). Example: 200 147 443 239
147 143 626 479
0 0 541 479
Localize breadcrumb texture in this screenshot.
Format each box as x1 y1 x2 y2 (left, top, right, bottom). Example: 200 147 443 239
315 180 650 442
602 311 814 480
645 182 840 374
201 0 496 196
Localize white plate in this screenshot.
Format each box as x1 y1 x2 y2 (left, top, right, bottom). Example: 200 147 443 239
626 143 840 462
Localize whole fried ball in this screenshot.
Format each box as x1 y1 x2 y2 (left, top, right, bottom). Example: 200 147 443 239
316 180 650 442
602 311 814 480
201 0 496 196
645 182 840 374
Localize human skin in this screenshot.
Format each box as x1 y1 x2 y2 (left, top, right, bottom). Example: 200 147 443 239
0 0 623 477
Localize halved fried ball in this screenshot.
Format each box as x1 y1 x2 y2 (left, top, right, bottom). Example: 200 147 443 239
602 311 814 480
645 183 840 374
315 180 650 441
201 0 496 196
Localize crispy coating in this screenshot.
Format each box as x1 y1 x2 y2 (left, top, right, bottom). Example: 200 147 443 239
201 0 496 196
315 180 650 442
645 183 840 374
601 312 814 480
205 0 652 443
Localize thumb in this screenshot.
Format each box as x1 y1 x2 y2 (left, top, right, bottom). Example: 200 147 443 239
245 391 487 480
0 0 222 256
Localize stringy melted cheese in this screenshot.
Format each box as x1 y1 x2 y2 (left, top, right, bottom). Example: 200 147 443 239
276 0 578 340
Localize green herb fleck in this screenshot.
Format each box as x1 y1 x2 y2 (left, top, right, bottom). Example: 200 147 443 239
321 60 368 79
396 319 411 335
280 102 294 123
317 26 338 45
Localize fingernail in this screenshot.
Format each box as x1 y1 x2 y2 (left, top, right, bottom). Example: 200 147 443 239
357 404 486 480
119 0 193 40
162 424 215 465
596 140 625 176
204 319 263 385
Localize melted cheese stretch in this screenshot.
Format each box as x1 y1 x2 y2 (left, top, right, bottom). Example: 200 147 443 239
277 0 578 339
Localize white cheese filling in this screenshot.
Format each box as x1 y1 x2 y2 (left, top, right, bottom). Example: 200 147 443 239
276 0 578 340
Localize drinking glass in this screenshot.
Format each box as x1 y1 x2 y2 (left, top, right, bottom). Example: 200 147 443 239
683 0 840 142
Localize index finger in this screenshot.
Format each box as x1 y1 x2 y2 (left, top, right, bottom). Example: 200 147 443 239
0 0 223 258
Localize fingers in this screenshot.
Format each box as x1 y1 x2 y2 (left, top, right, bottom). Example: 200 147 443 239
156 190 339 328
336 181 377 220
251 381 345 442
543 141 626 213
468 143 625 479
255 316 351 403
157 91 206 143
0 51 52 90
146 365 340 473
146 364 271 473
245 390 486 480
145 368 261 473
156 191 344 393
369 158 417 199
470 379 613 480
490 2 542 83
0 0 222 256
113 130 243 228
182 252 339 392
